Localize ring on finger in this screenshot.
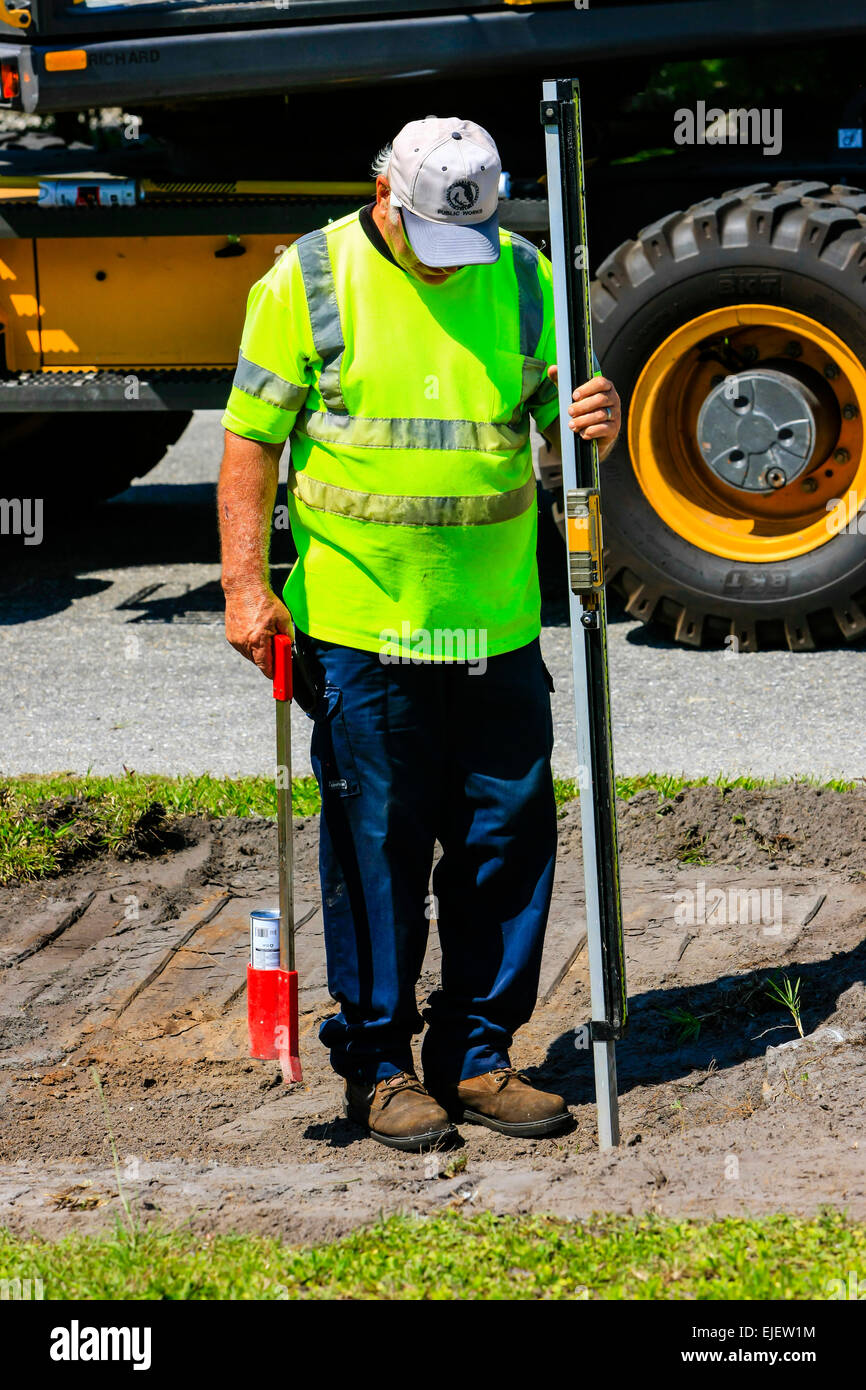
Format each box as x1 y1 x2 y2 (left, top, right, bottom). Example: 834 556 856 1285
604 405 612 420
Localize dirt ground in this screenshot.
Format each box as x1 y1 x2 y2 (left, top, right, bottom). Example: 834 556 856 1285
1 784 864 1244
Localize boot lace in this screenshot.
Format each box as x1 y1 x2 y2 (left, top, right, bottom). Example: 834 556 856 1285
379 1072 426 1107
487 1066 531 1091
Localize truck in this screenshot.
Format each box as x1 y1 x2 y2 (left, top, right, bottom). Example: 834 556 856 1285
1 0 866 652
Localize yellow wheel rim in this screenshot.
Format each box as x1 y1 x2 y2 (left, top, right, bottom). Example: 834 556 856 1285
628 305 866 562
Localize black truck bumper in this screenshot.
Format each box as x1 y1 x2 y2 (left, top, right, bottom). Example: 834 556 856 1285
3 1 866 115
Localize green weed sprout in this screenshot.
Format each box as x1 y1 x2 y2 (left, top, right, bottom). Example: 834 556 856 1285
764 973 804 1038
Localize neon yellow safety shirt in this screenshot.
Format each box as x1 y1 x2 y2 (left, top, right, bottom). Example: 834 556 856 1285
222 207 561 660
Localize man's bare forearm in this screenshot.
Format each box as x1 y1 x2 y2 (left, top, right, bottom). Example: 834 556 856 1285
218 430 291 679
218 431 283 594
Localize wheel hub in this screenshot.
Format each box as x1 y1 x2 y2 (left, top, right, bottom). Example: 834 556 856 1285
629 303 864 564
696 368 818 493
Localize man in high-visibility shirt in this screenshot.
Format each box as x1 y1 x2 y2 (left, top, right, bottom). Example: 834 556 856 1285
219 117 621 1151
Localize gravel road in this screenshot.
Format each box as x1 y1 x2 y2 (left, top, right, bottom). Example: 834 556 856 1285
1 411 864 779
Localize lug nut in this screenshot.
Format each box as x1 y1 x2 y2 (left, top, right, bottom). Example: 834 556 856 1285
742 345 759 363
842 403 859 420
824 362 840 379
784 341 803 357
766 467 787 489
801 477 819 492
834 448 850 464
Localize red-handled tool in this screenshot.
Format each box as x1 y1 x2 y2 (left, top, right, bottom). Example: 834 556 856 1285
246 632 302 1083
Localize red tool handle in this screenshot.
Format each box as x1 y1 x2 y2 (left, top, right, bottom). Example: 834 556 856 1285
273 633 293 703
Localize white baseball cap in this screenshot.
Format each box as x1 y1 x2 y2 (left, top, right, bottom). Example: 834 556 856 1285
387 116 501 267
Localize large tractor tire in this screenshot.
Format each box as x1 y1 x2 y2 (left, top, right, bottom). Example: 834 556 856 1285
584 179 866 650
1 410 192 504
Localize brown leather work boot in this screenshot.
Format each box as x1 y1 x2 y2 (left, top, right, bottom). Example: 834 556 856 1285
437 1066 570 1138
344 1071 458 1152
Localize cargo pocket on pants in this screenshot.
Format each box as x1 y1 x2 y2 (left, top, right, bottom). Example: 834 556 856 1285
316 686 361 798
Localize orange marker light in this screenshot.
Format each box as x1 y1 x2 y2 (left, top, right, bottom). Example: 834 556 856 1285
44 50 88 73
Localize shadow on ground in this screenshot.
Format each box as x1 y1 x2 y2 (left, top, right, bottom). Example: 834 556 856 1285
533 936 866 1107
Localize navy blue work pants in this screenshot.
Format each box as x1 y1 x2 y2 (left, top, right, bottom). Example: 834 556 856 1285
304 635 557 1088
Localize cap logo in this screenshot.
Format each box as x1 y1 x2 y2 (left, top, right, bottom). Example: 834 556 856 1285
445 178 480 212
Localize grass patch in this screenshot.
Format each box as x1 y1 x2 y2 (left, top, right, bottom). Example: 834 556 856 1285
554 771 722 808
0 772 320 885
557 771 860 809
615 772 861 799
0 1210 861 1300
558 771 858 811
1 772 861 885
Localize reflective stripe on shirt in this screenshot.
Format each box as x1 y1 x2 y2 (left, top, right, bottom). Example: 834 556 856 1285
290 466 536 527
